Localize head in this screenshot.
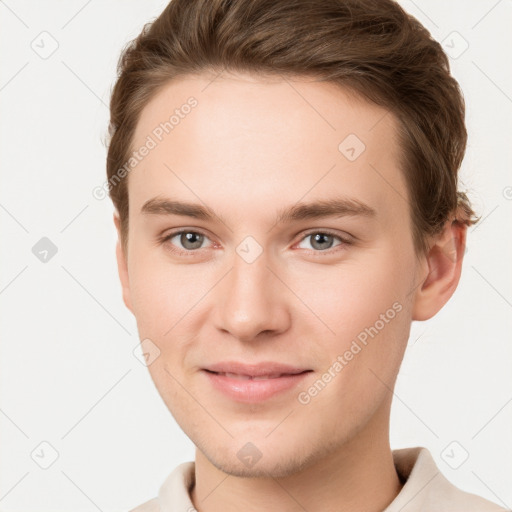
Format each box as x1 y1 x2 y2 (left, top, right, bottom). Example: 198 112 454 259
107 0 476 477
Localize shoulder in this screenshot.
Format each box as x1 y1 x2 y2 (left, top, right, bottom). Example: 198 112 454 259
128 497 161 512
389 447 509 512
127 461 196 512
426 480 509 511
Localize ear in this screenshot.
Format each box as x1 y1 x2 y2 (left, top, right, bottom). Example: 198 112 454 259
113 212 133 313
412 220 467 321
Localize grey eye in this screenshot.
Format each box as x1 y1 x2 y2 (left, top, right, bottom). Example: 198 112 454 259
310 233 335 250
298 232 342 251
172 231 206 250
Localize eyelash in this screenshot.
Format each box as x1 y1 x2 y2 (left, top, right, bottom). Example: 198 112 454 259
159 229 352 257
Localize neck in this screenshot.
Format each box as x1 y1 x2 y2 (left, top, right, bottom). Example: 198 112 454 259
190 397 403 512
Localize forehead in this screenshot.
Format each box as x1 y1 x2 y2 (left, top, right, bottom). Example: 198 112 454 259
128 72 408 225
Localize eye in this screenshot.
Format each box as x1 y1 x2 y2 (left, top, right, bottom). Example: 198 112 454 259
161 230 213 253
296 231 349 252
160 229 351 256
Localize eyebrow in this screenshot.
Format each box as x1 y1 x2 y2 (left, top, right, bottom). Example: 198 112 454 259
140 196 376 224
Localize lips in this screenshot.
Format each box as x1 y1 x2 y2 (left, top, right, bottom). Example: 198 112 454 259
203 364 312 403
211 372 294 380
203 361 311 379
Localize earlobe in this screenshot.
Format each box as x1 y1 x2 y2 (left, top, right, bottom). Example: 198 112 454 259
412 221 467 321
113 212 133 313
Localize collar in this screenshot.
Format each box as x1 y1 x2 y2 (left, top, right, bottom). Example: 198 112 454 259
150 446 506 512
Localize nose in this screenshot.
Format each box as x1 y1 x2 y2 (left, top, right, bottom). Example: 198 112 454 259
212 248 291 343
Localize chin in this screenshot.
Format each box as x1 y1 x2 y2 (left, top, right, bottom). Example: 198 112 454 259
197 432 325 479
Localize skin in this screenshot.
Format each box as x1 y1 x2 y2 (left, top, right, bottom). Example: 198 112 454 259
114 71 466 512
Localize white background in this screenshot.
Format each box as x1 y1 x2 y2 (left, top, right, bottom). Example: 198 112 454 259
0 1 511 510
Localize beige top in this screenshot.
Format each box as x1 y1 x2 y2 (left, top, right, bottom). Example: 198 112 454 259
130 446 508 511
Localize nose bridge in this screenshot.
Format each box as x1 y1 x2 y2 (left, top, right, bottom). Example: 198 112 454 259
213 243 287 340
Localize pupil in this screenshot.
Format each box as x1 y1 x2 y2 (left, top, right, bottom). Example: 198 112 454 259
312 233 333 250
182 232 203 249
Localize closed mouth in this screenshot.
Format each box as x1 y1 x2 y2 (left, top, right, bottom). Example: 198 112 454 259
204 370 311 380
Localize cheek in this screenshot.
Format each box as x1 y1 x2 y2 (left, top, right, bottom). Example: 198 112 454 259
126 251 212 388
290 249 415 400
297 293 411 425
127 249 200 335
292 253 413 341
127 255 196 410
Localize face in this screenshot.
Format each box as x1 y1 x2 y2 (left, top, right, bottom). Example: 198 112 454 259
116 72 434 477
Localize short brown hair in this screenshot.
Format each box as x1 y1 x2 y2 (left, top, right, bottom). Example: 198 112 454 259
106 0 477 255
